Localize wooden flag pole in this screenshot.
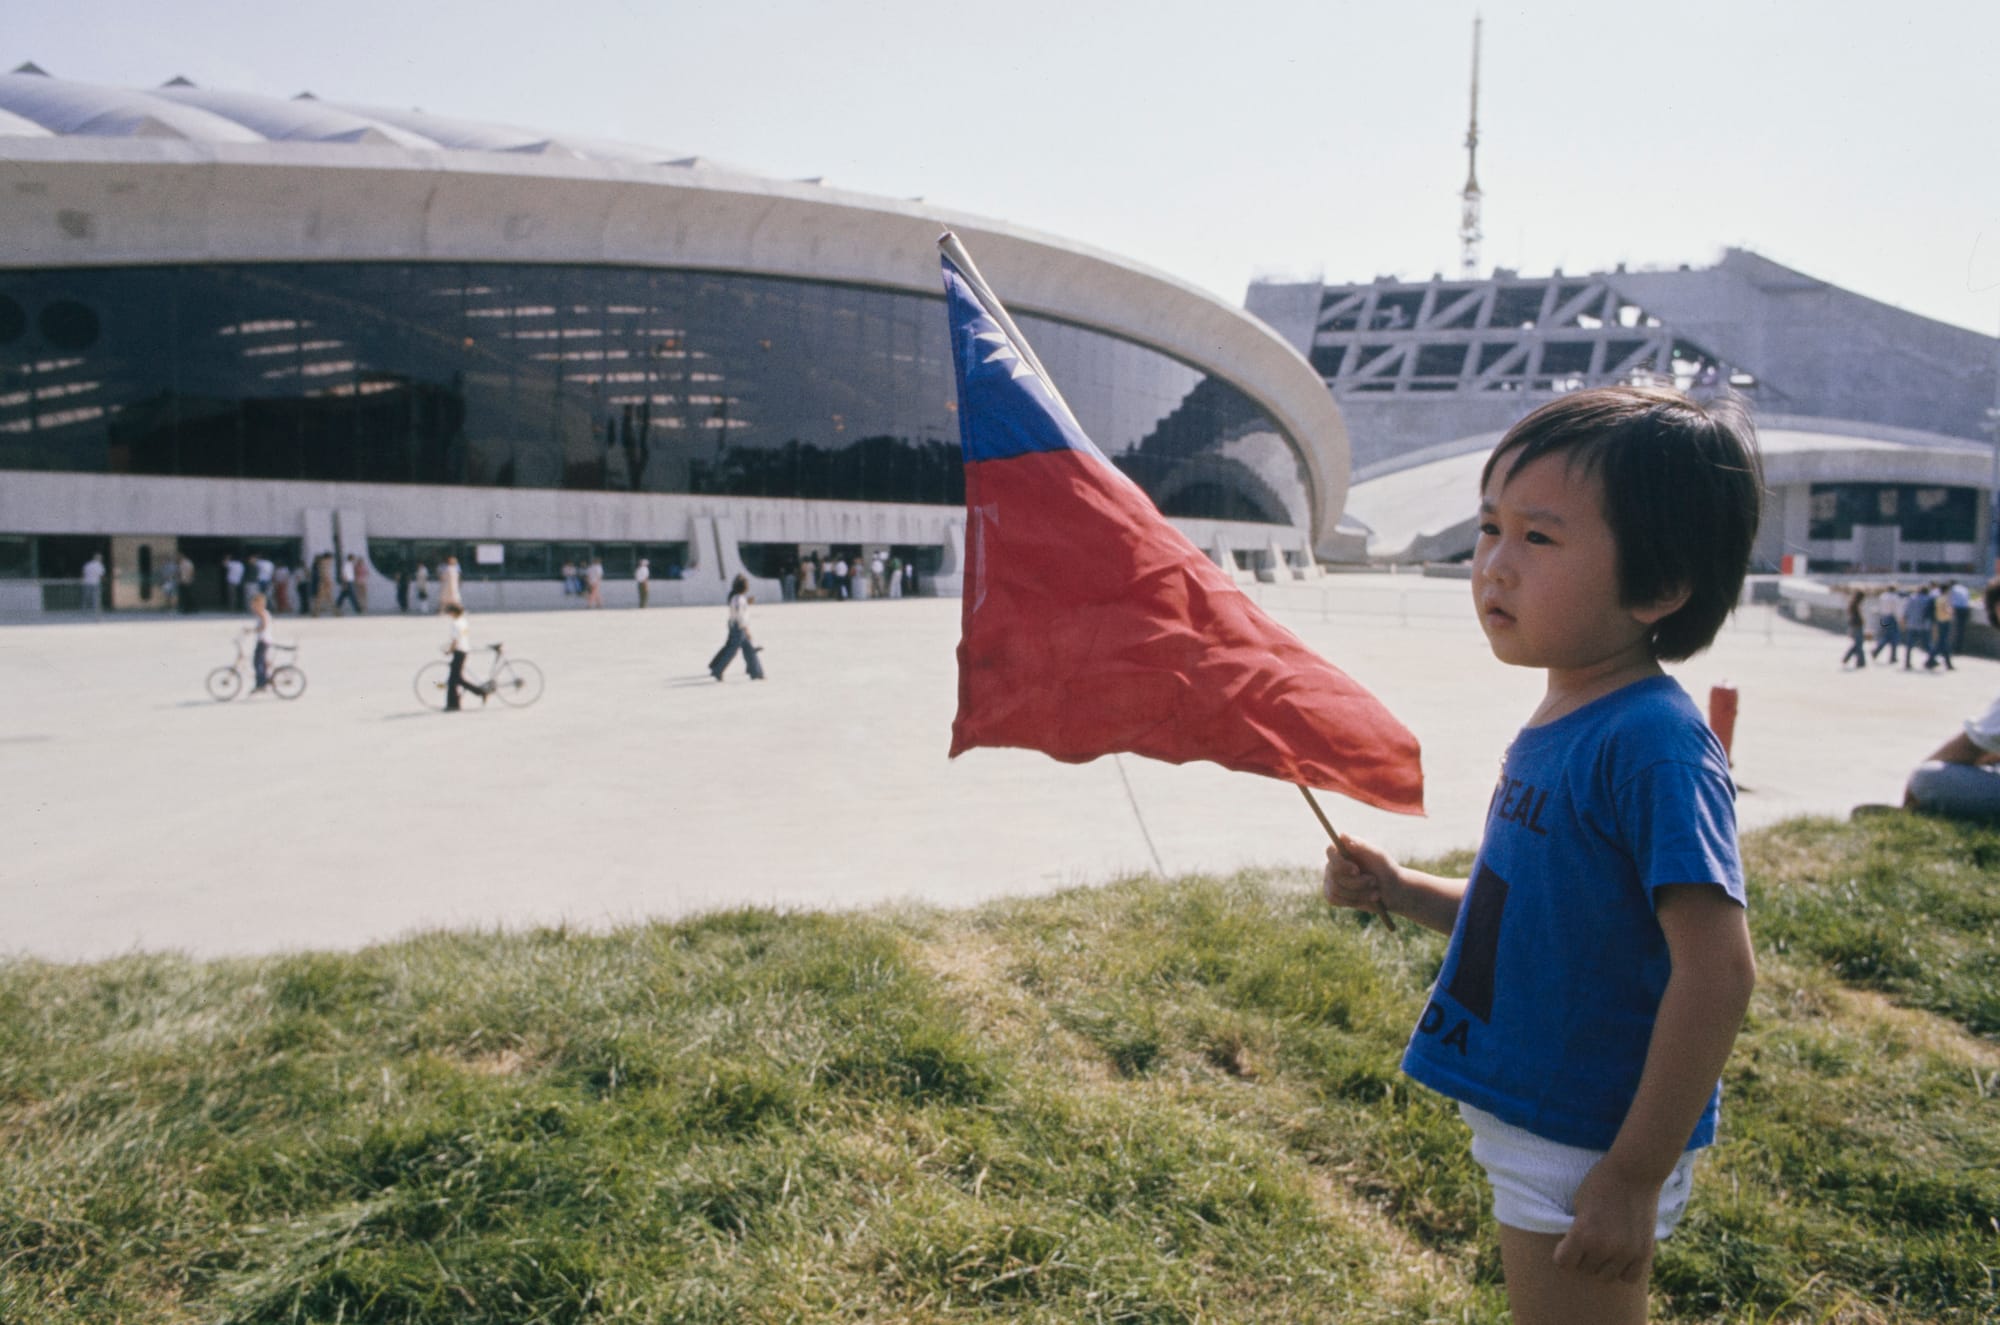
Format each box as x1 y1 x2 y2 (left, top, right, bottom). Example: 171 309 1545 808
1298 784 1397 933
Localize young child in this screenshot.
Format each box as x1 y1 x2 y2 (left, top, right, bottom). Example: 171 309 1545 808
244 591 275 692
1324 386 1763 1325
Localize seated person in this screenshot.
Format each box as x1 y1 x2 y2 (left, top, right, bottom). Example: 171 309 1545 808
1904 694 2000 821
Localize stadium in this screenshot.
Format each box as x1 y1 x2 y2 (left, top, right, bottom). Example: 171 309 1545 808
0 65 1344 611
1250 250 2000 573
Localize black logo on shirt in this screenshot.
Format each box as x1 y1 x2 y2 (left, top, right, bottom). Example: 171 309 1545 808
1416 863 1510 1058
1488 774 1551 836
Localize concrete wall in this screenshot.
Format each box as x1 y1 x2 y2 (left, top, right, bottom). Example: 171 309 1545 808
0 469 1299 608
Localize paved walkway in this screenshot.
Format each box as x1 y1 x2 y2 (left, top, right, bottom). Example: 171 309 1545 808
3 578 1986 962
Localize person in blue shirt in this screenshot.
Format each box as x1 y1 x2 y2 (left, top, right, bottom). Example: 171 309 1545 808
1323 386 1762 1325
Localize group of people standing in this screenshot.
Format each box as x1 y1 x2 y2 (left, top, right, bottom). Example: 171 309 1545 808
794 551 916 601
560 558 607 608
1842 580 1990 670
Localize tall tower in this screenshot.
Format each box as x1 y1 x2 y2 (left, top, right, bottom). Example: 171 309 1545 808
1459 16 1484 277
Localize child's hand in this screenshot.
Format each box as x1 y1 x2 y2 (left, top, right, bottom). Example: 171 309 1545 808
1553 1159 1660 1283
1322 833 1400 917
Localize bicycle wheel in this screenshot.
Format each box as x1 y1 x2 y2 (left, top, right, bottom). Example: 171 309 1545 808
206 666 243 702
270 666 307 700
414 661 452 711
491 658 544 707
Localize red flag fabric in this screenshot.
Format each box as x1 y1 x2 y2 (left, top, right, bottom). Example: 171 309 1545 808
941 241 1424 815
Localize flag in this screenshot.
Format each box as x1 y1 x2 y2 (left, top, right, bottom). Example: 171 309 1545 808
939 235 1424 815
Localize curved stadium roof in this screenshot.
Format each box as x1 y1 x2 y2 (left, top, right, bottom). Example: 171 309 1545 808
0 64 1353 546
0 63 716 162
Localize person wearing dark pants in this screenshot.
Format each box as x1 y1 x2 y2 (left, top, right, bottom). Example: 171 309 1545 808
708 574 765 681
441 603 491 711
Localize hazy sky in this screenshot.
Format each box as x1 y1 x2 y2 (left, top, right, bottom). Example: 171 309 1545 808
10 0 2000 335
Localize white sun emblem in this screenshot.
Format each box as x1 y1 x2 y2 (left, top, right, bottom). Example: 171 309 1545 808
972 324 1037 382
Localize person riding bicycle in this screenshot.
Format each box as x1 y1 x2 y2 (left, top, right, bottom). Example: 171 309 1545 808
245 592 275 693
442 602 493 711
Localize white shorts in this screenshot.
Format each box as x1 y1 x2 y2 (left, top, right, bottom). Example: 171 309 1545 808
1460 1102 1698 1239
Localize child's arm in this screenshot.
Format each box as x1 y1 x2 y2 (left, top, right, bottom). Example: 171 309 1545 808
1555 885 1756 1283
1321 835 1467 936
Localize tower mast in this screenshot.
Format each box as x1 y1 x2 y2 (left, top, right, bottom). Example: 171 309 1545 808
1459 15 1484 277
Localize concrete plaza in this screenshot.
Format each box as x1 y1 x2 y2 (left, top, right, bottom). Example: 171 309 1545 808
3 576 1987 963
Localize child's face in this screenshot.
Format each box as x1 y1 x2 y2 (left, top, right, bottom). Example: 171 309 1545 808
1472 451 1674 680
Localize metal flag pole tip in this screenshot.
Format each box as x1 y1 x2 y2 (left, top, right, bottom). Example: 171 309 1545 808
1298 784 1397 933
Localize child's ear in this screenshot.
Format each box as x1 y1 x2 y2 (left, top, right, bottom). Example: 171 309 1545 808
1630 583 1691 626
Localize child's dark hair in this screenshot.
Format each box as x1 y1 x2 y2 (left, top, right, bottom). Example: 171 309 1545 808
1482 386 1763 661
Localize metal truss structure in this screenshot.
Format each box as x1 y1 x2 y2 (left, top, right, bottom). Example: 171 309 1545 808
1305 273 1757 401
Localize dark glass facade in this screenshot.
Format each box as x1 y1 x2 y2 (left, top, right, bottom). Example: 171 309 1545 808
1808 482 1977 543
0 263 1306 525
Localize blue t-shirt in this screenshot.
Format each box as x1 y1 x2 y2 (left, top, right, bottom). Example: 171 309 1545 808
1401 675 1745 1153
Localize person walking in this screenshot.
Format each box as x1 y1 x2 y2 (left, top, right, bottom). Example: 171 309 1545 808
439 555 463 612
177 552 197 613
1840 588 1867 669
635 557 651 608
413 561 431 611
440 602 489 711
1902 585 1933 671
1948 580 1972 657
707 574 764 681
334 555 360 615
1870 585 1903 663
584 556 605 608
1926 582 1955 671
253 553 274 603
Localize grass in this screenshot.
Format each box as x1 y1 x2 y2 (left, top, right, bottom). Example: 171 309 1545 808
1 814 1996 1323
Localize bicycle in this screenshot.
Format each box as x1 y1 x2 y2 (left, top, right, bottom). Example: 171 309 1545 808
414 641 544 710
207 639 306 701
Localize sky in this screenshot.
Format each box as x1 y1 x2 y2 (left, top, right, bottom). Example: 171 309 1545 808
9 0 2000 336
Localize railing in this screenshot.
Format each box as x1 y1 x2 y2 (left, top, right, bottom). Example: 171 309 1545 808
0 579 104 615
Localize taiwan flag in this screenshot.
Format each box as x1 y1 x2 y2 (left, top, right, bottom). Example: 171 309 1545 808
939 234 1424 816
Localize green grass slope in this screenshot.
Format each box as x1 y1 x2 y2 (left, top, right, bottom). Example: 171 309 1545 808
2 814 1995 1323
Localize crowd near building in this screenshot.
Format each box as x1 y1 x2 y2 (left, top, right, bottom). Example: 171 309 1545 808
0 65 1340 613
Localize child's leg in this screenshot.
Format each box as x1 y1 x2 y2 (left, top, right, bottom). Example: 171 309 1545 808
1498 1225 1646 1325
1462 1104 1695 1325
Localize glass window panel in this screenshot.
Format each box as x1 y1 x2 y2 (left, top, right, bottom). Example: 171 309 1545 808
0 262 1309 525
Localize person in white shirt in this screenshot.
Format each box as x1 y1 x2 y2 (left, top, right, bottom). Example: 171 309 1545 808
635 558 651 608
224 553 245 611
1905 692 2000 821
707 574 764 681
80 553 105 610
441 602 490 711
584 557 605 608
